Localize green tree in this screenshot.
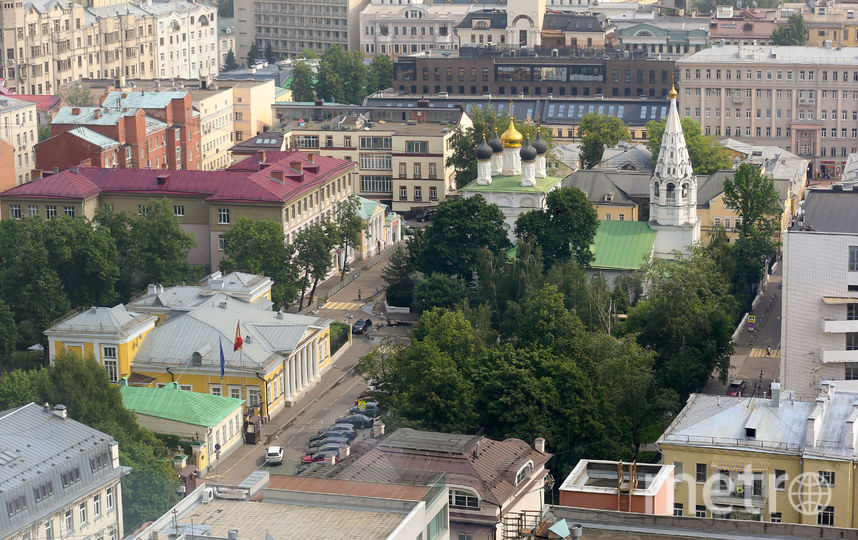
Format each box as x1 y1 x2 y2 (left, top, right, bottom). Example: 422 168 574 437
625 251 737 398
578 113 631 169
382 244 415 307
220 217 298 308
0 367 48 409
0 300 17 361
298 49 318 59
223 49 239 72
412 273 468 313
723 163 782 293
246 43 261 67
293 222 335 309
514 187 599 268
314 46 367 104
61 85 96 107
217 0 233 17
646 117 731 176
264 42 277 64
331 195 367 281
367 54 393 93
291 61 315 102
342 50 368 105
38 125 51 141
772 13 809 45
420 195 511 279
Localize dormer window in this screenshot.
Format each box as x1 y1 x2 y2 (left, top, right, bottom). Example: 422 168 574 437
449 489 479 508
745 427 756 439
514 461 533 486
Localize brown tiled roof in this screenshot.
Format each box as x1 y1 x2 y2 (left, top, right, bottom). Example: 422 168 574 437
334 428 552 506
266 475 430 501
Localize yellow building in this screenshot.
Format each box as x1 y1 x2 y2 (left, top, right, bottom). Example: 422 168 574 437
44 304 158 384
659 383 858 527
128 292 333 419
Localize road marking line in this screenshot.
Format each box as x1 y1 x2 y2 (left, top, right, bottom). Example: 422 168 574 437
750 347 780 358
321 301 365 311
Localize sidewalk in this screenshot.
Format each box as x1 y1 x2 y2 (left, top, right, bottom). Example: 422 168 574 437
205 338 374 485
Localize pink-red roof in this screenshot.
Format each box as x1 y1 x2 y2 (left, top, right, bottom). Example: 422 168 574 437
0 152 355 203
11 94 61 113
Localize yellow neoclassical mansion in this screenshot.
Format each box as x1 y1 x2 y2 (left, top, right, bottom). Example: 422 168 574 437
45 272 334 419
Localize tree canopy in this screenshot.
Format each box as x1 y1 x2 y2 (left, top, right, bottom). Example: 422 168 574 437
293 221 336 308
771 13 809 46
578 113 631 169
223 49 239 72
368 54 394 93
246 43 261 67
331 195 368 281
291 61 315 102
646 116 731 176
514 187 599 269
61 85 96 107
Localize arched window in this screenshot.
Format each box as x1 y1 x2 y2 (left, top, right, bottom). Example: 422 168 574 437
653 182 659 197
515 461 534 486
666 183 675 202
681 183 689 198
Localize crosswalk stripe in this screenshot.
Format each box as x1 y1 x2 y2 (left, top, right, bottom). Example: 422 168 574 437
749 347 780 358
321 301 365 311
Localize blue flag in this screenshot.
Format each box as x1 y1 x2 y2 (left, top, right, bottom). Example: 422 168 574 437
219 338 225 379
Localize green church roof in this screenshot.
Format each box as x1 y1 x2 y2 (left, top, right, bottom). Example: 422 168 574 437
459 175 563 194
120 382 244 428
590 220 656 271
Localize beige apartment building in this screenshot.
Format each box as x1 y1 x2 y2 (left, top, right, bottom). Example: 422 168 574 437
678 45 858 176
286 111 469 212
0 97 38 190
75 77 274 171
234 0 369 62
0 0 217 97
776 1 858 48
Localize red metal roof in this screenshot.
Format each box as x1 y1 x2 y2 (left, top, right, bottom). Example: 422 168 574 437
1 152 355 203
11 94 61 113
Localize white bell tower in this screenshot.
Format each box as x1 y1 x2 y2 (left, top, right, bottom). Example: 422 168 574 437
649 86 701 258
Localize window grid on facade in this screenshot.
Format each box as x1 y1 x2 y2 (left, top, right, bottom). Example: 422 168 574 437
217 208 230 224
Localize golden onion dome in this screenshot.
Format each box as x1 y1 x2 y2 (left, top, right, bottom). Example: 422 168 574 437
668 85 678 99
501 117 523 148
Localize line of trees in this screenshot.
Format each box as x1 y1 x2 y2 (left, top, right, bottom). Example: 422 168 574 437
290 47 393 105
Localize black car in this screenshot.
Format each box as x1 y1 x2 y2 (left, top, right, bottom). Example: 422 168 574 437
352 319 373 335
349 401 381 417
335 414 374 429
416 208 437 222
310 430 355 443
308 436 350 451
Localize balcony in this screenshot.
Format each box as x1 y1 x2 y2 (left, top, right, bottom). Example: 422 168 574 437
799 97 816 106
821 317 858 333
821 349 858 364
710 490 767 510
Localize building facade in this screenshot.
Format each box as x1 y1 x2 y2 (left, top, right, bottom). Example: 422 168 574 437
234 0 369 63
393 49 675 99
0 0 218 96
678 45 858 176
285 111 466 212
456 0 546 51
0 151 357 269
359 0 471 57
0 97 38 190
0 403 130 540
781 187 858 397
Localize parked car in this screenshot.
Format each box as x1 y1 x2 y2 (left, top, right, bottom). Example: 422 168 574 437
308 436 350 451
349 401 381 417
310 428 356 443
335 414 374 429
416 208 437 222
315 443 348 454
302 450 339 463
352 319 373 334
726 379 747 397
327 423 357 434
265 446 284 465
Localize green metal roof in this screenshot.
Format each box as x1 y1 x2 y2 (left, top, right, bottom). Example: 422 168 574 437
459 175 563 194
590 220 656 271
357 196 386 220
120 383 244 428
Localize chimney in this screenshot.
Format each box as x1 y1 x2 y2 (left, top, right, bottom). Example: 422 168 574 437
534 437 546 453
308 153 315 163
218 300 228 309
290 161 303 172
770 382 780 408
52 404 67 419
474 440 480 458
256 150 266 164
69 166 78 174
847 404 858 449
271 170 285 183
275 311 284 319
828 383 836 397
148 284 157 295
72 107 81 115
94 109 102 119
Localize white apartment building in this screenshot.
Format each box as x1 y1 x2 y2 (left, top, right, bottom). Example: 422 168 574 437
144 0 219 79
359 0 474 57
781 187 858 398
234 0 369 63
0 97 38 189
678 45 858 177
0 0 218 97
0 403 130 540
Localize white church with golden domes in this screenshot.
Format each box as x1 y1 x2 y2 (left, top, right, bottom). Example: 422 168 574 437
460 114 563 241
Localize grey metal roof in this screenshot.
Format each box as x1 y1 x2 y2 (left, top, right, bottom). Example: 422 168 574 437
0 403 128 537
543 13 607 32
45 305 155 337
563 170 638 206
127 272 275 316
799 188 858 233
66 126 120 149
378 429 481 454
680 45 858 66
596 143 653 172
457 9 507 29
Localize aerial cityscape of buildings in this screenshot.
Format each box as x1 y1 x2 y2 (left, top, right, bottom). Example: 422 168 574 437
7 0 858 538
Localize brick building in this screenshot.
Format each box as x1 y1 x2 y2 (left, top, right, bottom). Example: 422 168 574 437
393 49 675 99
35 90 200 171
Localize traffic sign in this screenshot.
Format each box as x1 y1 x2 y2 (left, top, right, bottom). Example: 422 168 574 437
358 400 366 411
748 315 756 330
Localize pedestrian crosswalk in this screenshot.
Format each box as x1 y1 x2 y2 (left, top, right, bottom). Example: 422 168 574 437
321 301 365 311
749 347 781 358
